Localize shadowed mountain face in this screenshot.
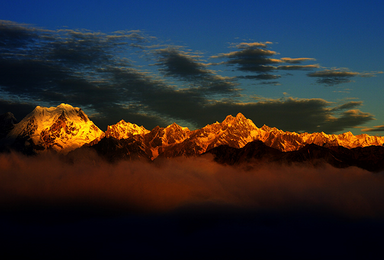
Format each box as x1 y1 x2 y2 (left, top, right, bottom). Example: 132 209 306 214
85 135 150 162
205 141 384 172
1 104 384 171
0 112 17 139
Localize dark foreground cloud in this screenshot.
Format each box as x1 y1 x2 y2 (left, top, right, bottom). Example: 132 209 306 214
1 151 383 217
1 152 384 258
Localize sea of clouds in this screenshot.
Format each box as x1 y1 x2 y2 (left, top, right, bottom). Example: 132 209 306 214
1 151 384 258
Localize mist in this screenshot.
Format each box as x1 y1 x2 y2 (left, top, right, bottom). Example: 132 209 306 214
1 151 384 258
1 151 383 217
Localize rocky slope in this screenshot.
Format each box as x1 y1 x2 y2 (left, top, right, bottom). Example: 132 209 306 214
1 104 103 154
1 104 384 171
93 112 384 160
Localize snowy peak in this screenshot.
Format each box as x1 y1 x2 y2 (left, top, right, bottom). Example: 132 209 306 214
2 104 384 157
144 123 191 159
105 120 149 139
158 113 261 159
207 113 260 149
6 103 103 153
222 113 253 127
162 123 190 146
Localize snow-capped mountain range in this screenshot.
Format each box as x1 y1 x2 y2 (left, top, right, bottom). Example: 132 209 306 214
1 103 384 168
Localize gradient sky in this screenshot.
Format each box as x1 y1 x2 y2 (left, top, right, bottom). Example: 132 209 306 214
1 0 383 134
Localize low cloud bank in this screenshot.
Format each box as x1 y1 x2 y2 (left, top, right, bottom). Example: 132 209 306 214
2 152 384 258
1 151 383 218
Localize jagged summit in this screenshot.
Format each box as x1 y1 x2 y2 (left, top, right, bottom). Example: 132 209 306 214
222 113 248 125
3 103 103 153
166 122 190 131
1 105 384 159
105 120 149 139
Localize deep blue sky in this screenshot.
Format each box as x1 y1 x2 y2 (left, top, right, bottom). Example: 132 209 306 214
1 0 383 134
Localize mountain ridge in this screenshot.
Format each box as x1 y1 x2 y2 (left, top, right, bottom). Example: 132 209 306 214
1 103 384 171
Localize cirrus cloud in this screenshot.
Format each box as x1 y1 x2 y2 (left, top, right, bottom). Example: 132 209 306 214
155 47 239 95
211 42 319 83
307 69 383 86
361 124 384 133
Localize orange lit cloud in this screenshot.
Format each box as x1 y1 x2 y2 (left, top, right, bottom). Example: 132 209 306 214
362 124 384 132
280 57 316 63
278 64 320 70
235 41 273 49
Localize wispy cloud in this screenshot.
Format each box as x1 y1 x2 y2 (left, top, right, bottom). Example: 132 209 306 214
0 21 378 133
155 47 238 94
307 69 383 86
237 74 281 80
362 124 384 132
211 41 319 83
330 101 363 111
280 57 316 63
278 64 320 70
155 47 211 79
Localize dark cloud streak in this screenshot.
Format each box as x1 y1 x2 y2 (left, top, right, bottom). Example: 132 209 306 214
307 69 358 86
155 47 238 95
212 42 319 82
0 21 377 133
307 69 383 86
237 74 281 80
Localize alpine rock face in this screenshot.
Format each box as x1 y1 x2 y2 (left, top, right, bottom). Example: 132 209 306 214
2 104 103 153
144 123 191 159
90 111 384 169
159 113 260 158
258 126 384 151
105 120 150 139
2 103 384 171
84 120 191 161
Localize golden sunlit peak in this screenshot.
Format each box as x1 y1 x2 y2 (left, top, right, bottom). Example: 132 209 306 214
235 112 246 119
57 103 75 109
165 122 190 131
166 122 180 128
223 113 246 121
